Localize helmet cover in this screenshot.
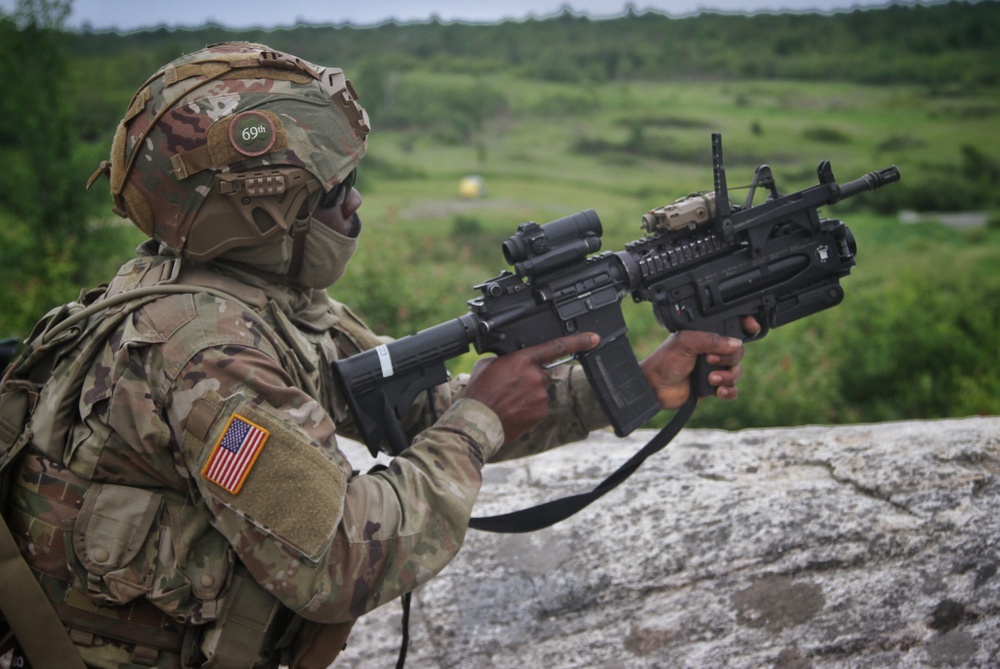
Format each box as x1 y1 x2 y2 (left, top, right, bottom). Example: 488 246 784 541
98 42 370 258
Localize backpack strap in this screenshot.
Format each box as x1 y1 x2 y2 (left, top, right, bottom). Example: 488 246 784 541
0 479 87 669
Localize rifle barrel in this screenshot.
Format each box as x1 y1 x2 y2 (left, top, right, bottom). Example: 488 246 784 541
838 165 900 201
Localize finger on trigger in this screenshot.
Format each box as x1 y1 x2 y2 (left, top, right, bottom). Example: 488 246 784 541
529 332 599 364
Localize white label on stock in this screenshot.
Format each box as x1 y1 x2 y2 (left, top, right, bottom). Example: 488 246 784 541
376 344 394 378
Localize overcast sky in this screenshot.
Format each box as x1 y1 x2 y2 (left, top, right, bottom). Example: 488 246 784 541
0 0 917 31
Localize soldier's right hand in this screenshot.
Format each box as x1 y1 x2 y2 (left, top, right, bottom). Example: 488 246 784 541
463 333 600 443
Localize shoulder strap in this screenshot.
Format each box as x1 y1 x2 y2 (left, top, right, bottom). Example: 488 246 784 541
0 499 87 668
40 283 258 345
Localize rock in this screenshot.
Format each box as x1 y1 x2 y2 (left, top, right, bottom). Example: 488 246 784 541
334 416 1000 668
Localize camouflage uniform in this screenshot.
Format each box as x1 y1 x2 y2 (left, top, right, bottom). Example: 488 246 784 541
3 41 609 668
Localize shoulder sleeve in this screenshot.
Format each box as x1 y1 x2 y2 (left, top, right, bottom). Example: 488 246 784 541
170 340 488 622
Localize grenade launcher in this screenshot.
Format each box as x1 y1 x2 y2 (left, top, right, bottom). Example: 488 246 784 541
334 134 899 456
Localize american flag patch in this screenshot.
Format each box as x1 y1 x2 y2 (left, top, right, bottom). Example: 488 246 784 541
202 413 269 495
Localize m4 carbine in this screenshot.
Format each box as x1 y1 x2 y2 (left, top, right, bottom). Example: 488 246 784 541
334 133 900 456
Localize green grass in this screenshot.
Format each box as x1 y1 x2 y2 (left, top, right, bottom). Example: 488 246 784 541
362 76 998 230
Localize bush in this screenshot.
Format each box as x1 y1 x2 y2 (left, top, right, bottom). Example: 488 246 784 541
802 125 852 144
378 76 508 143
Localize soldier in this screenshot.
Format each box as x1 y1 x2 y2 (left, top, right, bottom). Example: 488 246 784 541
1 43 751 668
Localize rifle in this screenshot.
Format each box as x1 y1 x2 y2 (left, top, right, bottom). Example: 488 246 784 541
333 133 899 457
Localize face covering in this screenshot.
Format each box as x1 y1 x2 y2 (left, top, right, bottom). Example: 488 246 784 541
296 216 359 289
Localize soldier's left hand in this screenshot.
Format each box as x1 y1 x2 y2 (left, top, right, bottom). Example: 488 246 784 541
640 316 760 410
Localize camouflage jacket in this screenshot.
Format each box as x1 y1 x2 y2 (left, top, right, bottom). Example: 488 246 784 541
14 242 608 640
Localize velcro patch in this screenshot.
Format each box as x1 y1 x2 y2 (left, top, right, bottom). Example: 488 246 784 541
202 413 269 494
228 110 277 157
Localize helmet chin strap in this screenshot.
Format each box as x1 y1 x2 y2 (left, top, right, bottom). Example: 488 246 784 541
286 215 312 281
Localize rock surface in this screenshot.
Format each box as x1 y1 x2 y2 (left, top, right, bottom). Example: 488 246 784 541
335 416 1000 668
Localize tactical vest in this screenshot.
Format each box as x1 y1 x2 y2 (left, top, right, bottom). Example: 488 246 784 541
1 253 376 668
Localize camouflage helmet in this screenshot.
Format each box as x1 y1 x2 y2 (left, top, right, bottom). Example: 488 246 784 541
89 42 370 261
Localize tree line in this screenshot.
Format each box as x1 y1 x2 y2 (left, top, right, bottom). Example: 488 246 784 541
61 1 1000 138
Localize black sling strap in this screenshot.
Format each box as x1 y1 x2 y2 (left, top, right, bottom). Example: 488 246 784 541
469 391 697 533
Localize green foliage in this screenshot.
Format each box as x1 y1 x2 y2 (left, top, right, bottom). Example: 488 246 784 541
0 2 138 338
868 143 1000 214
377 76 508 144
452 215 483 236
801 125 852 144
63 1 1000 102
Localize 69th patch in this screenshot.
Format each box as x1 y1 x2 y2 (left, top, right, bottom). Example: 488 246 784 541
228 110 277 157
202 413 269 494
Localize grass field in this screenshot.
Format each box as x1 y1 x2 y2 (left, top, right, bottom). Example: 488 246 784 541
360 75 998 213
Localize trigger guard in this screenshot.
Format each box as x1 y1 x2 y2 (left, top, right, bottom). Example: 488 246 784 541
744 321 769 342
723 314 768 342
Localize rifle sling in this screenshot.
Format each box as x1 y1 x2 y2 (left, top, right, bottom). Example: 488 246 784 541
469 390 696 533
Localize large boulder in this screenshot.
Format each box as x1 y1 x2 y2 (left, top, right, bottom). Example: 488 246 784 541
336 416 1000 668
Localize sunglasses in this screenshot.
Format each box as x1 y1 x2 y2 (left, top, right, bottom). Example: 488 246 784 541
317 168 357 210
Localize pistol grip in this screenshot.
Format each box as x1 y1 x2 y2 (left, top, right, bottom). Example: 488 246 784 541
693 355 727 399
578 334 661 437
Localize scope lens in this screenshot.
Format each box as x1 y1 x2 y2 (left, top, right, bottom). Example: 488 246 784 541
502 236 527 265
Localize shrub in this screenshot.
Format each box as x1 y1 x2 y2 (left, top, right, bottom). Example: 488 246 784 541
802 125 852 144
